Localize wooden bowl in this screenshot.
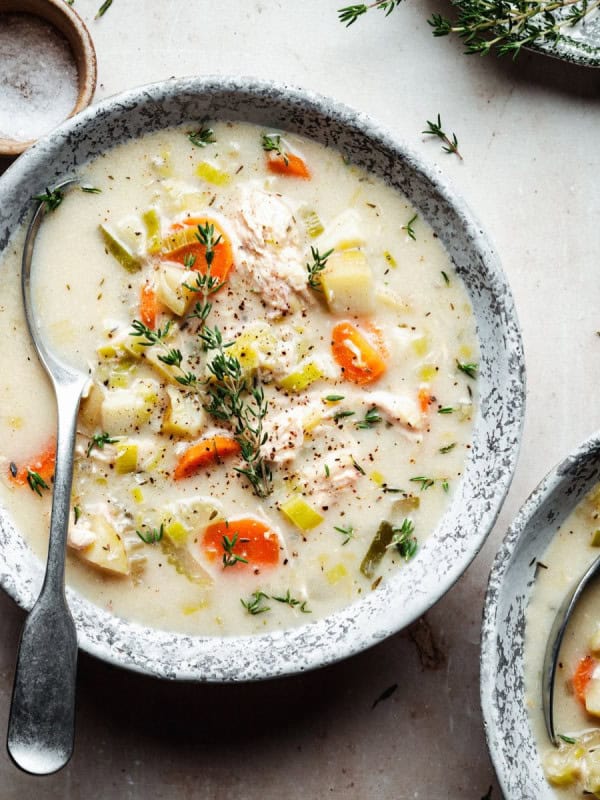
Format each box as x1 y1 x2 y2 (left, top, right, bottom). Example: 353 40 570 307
0 0 97 156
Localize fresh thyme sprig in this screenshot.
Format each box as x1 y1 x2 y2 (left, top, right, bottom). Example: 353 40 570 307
423 114 463 160
188 126 216 148
355 407 382 429
26 469 49 496
136 524 164 544
81 186 102 194
86 431 118 456
33 188 64 212
429 0 600 59
272 590 311 613
402 213 418 241
222 533 249 568
241 590 271 615
334 524 355 545
261 134 289 166
129 319 199 388
389 518 418 561
338 0 403 26
306 246 334 291
95 0 112 18
410 476 435 491
457 359 478 379
195 221 222 270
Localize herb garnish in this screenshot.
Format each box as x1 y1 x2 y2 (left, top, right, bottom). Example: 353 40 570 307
438 406 454 414
325 394 345 402
136 524 164 544
222 533 249 568
558 733 577 745
402 212 418 241
423 114 462 160
241 591 270 615
33 188 64 212
261 133 288 165
355 406 382 429
457 360 478 379
371 682 399 708
306 246 333 291
334 524 355 545
95 0 112 18
86 431 118 456
439 442 457 454
26 469 49 496
188 126 216 148
441 479 450 492
338 0 403 26
441 270 450 286
81 186 102 194
73 505 81 524
410 476 434 491
390 518 418 560
272 589 311 613
333 409 355 423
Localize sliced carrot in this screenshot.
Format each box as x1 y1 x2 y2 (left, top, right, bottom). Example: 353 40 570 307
140 283 158 328
10 439 56 487
331 321 387 386
173 435 240 480
573 655 597 704
202 518 280 570
162 217 233 283
266 152 311 179
418 387 432 414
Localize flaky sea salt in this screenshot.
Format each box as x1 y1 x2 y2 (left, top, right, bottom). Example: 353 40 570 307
0 13 79 142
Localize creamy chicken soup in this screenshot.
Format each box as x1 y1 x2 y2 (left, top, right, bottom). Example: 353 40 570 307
526 484 600 797
0 121 478 635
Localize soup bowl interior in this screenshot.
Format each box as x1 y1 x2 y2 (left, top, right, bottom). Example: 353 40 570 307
0 76 524 681
481 434 600 797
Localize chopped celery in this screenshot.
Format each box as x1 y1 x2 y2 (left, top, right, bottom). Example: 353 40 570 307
142 208 162 254
360 521 394 579
393 495 420 512
412 336 429 357
419 364 437 382
384 250 397 268
370 471 385 486
160 537 212 586
280 495 324 531
99 224 141 273
163 519 189 546
301 208 324 238
320 250 375 316
195 161 231 186
115 442 138 474
278 361 323 393
130 486 144 504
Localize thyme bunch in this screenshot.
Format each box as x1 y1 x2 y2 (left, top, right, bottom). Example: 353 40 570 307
339 0 404 26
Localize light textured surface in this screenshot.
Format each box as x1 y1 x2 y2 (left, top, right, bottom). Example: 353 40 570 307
0 0 599 797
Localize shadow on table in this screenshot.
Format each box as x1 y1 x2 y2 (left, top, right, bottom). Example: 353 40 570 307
422 0 600 100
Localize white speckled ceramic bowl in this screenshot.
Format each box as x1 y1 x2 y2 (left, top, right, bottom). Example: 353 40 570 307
0 76 525 681
481 434 600 798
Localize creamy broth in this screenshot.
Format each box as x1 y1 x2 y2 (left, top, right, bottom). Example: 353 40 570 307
0 121 478 636
526 484 600 797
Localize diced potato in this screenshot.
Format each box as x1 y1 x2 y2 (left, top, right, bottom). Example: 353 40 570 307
319 250 375 316
142 347 182 385
76 515 129 576
156 265 198 316
99 223 142 273
583 748 600 794
280 495 324 531
115 442 138 474
278 361 323 393
162 386 206 438
101 390 147 434
318 209 365 252
543 747 581 786
586 677 600 716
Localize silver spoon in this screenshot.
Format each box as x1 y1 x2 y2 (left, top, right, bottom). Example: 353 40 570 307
6 179 87 775
542 553 600 744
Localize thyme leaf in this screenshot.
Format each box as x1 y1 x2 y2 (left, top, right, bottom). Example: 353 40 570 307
423 114 462 159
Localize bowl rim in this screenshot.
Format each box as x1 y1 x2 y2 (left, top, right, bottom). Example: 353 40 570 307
0 75 526 681
480 431 600 796
0 0 97 156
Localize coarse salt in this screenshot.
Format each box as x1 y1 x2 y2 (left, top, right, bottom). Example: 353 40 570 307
0 13 79 142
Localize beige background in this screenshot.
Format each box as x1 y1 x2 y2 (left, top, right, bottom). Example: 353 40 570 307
1 1 600 797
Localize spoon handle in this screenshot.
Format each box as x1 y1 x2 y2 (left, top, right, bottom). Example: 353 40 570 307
7 378 85 775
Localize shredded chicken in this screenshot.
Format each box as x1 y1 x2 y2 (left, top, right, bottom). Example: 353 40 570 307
233 186 310 317
363 390 424 431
